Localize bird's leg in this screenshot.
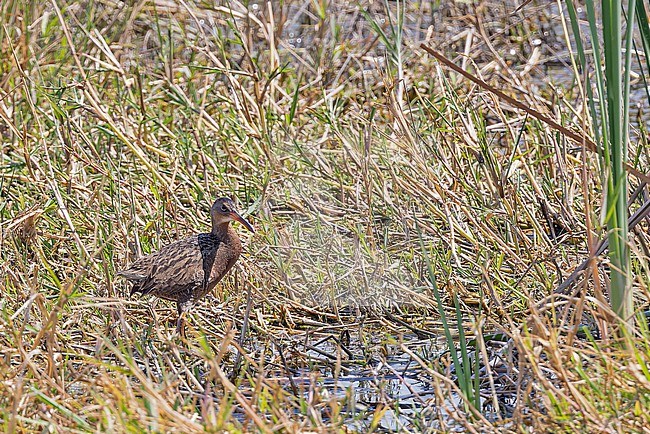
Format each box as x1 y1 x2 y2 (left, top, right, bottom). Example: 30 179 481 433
175 313 186 338
175 300 191 338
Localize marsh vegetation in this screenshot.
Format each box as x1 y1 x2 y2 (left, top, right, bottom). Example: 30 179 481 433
2 0 650 432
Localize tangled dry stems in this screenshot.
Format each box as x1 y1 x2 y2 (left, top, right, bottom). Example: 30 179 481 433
2 0 650 432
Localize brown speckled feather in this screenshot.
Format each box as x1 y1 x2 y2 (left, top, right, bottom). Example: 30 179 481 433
118 197 254 334
119 230 241 305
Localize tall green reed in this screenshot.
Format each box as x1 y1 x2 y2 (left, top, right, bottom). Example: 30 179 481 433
565 0 647 328
417 222 481 414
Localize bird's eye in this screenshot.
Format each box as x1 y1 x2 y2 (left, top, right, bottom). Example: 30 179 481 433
220 204 229 212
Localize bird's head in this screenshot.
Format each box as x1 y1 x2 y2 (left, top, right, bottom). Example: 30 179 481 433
210 197 255 233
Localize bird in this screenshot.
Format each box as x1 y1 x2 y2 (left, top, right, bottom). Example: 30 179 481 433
118 197 254 336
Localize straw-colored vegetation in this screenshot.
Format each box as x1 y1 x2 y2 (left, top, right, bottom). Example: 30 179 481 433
2 0 650 432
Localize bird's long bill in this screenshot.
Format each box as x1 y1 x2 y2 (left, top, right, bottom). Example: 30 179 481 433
230 211 255 233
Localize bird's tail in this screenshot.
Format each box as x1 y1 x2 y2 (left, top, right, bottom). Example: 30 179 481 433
116 270 147 296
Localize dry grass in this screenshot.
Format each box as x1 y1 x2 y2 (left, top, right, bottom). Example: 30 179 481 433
2 0 650 432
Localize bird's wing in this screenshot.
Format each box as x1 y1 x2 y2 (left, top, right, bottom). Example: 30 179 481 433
120 236 206 300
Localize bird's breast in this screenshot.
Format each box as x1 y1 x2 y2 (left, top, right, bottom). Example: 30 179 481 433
196 231 242 290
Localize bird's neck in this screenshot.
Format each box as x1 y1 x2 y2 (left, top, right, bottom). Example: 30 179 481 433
211 221 231 238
